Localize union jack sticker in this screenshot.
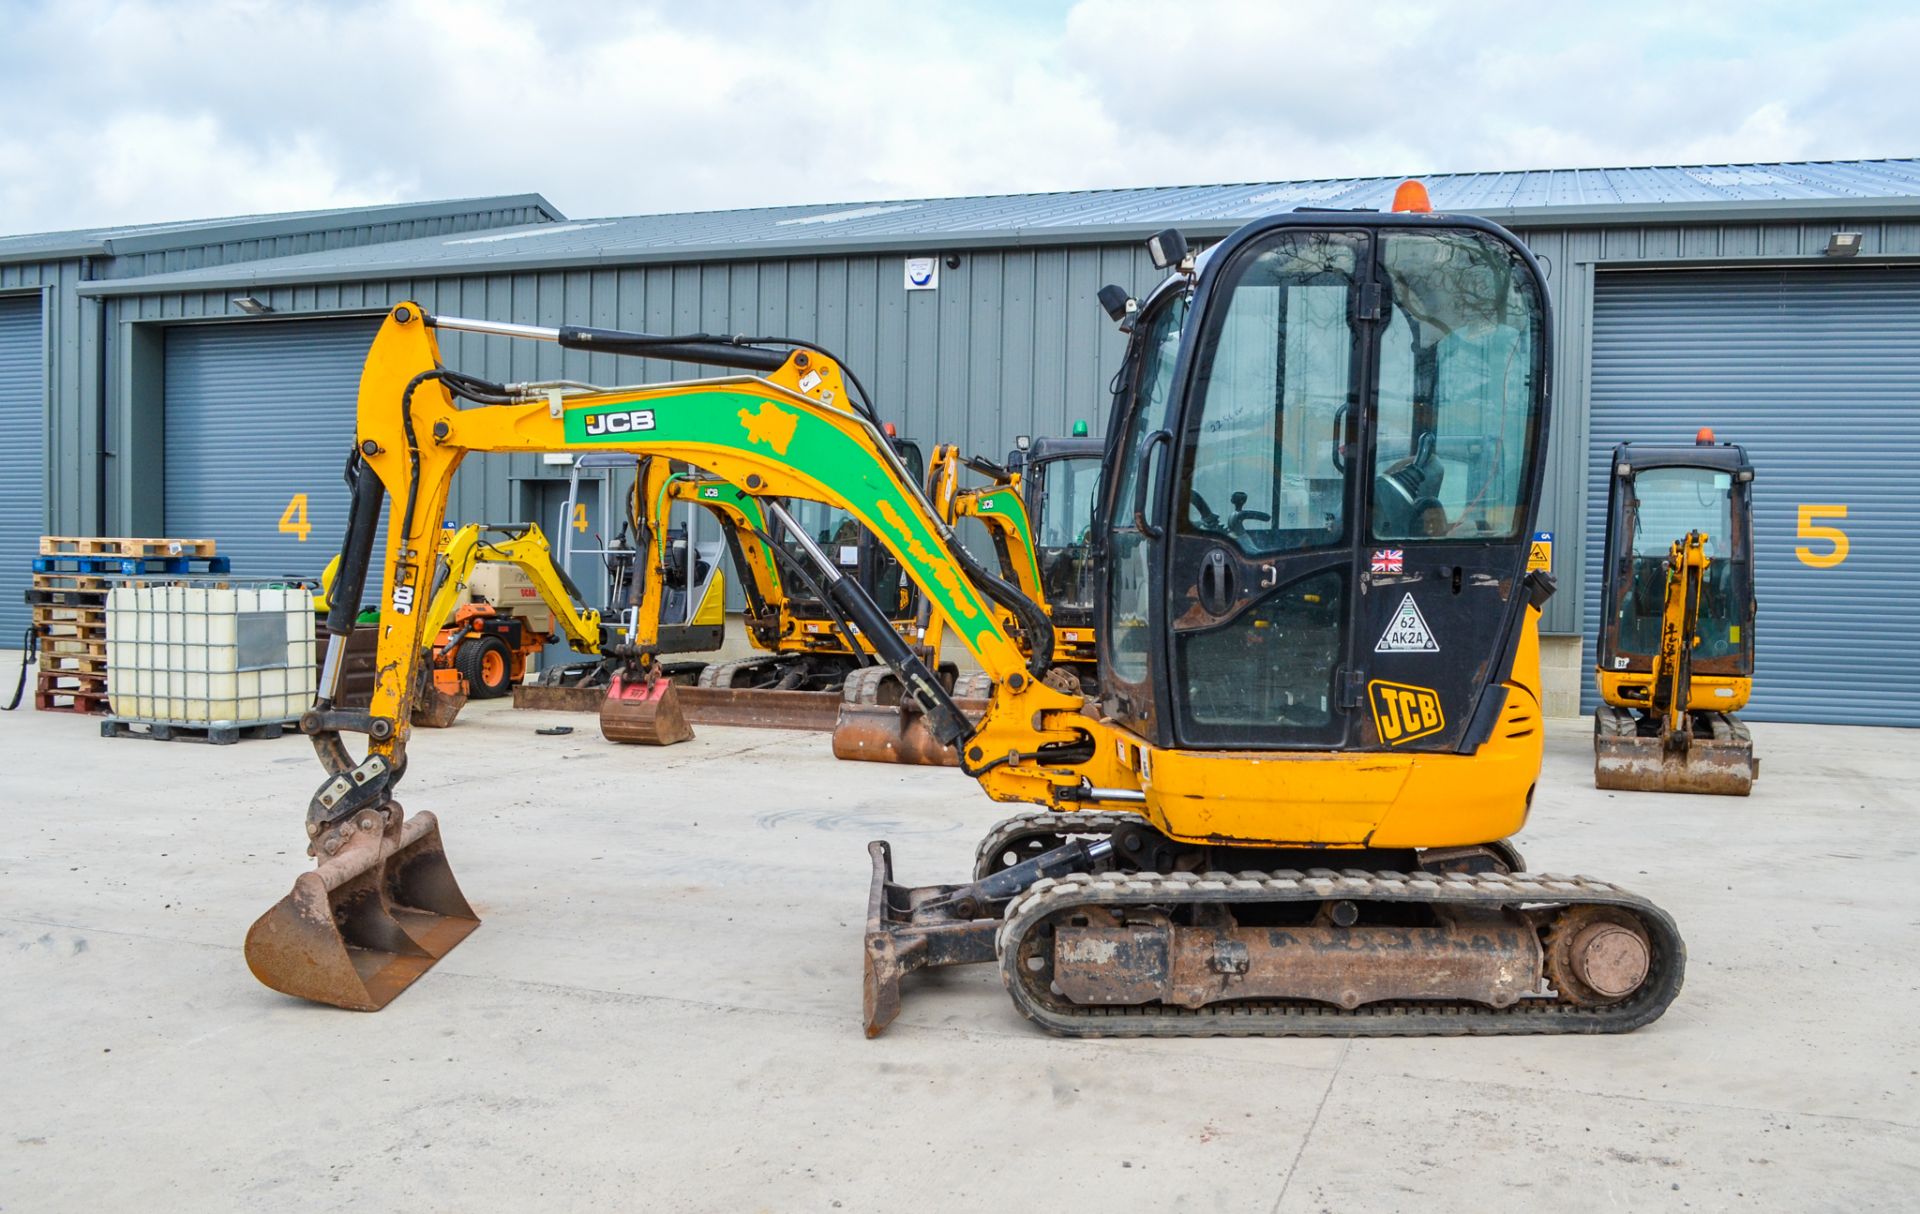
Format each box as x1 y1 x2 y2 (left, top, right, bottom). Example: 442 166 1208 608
1370 548 1404 574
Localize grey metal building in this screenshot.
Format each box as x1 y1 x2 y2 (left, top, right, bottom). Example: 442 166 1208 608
0 194 562 640
8 159 1920 723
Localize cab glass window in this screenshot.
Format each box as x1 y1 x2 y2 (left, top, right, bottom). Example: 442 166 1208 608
1177 231 1361 554
1106 293 1188 685
1372 231 1542 541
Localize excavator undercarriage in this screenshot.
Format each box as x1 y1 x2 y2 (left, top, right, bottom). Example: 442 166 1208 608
864 813 1679 1037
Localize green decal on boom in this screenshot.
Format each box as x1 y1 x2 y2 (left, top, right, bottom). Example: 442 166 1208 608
564 393 998 644
978 486 1041 591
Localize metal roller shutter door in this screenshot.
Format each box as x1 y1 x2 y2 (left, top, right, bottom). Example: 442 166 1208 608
1583 268 1920 726
0 295 43 644
164 317 382 580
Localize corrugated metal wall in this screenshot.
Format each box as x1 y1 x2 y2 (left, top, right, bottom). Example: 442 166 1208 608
1582 267 1920 725
4 201 551 542
1514 216 1920 633
48 209 1920 651
162 316 384 578
113 246 1163 534
0 260 91 538
0 293 44 641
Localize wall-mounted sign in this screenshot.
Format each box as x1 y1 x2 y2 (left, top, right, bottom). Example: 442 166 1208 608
904 257 939 291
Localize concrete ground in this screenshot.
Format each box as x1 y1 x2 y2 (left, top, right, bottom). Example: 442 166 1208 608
1 692 1915 1212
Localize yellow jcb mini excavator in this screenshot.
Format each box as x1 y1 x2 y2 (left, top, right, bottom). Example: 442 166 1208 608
1593 432 1758 794
245 201 1684 1039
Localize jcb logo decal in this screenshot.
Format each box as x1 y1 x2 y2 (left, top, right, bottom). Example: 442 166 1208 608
1369 679 1445 746
582 408 656 437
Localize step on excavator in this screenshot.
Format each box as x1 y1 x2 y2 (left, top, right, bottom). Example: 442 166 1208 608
831 432 1103 765
246 196 1685 1037
1593 432 1759 794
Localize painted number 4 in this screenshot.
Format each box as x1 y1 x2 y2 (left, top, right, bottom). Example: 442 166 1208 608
279 493 311 542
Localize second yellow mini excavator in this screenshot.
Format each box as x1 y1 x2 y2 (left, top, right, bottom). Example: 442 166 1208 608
1593 432 1759 794
245 200 1685 1038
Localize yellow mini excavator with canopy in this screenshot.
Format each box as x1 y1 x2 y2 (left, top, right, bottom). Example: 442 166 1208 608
245 197 1684 1038
1593 432 1759 794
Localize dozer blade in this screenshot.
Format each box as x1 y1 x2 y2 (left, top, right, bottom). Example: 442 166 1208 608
244 807 479 1010
831 698 987 766
862 841 997 1037
678 686 844 731
600 672 695 745
1594 707 1757 796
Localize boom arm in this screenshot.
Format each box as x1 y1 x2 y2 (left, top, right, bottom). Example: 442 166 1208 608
304 304 1102 852
1650 530 1711 744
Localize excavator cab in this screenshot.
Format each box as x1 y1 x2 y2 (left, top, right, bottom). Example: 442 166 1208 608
1008 432 1104 677
1593 435 1758 794
1098 215 1551 758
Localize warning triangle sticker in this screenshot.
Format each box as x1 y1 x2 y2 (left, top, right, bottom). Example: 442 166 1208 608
1375 593 1439 653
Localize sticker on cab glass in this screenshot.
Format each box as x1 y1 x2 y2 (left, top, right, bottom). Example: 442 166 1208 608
1369 679 1445 745
1375 592 1438 653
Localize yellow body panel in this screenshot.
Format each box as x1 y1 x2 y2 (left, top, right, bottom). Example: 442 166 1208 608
1122 606 1543 848
1597 669 1752 715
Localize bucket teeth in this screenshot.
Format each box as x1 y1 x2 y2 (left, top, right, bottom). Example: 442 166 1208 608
244 808 479 1010
599 672 695 745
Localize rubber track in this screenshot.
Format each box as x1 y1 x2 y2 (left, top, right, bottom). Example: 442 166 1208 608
697 655 784 690
996 868 1686 1038
972 810 1142 881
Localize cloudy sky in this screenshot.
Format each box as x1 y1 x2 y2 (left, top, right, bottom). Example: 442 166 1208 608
1 0 1914 234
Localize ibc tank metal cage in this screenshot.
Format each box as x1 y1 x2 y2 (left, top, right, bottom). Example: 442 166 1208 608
103 575 320 731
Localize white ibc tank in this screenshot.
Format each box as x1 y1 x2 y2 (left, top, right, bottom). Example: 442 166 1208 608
106 582 317 725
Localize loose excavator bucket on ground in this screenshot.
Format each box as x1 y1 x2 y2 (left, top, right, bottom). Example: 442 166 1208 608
830 668 992 766
244 806 478 1011
599 670 695 745
830 697 987 766
1593 705 1757 795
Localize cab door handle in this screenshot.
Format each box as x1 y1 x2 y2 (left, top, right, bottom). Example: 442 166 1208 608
1198 546 1236 615
1134 430 1171 539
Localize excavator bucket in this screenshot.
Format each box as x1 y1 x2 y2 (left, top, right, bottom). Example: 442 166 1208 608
832 699 985 766
1594 706 1757 796
412 670 468 729
244 807 479 1010
599 670 695 745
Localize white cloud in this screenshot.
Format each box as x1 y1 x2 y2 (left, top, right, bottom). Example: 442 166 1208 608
0 0 1913 234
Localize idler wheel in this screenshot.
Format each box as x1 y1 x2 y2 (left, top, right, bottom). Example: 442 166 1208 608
1546 906 1653 1006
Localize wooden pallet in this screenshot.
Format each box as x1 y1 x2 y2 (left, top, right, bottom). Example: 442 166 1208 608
42 635 107 657
44 654 108 676
34 672 110 715
99 717 291 745
39 535 217 558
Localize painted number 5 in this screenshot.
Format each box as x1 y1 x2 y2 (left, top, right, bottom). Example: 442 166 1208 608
1795 504 1848 568
279 493 312 543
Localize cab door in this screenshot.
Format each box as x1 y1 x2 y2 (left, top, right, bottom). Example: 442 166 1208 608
1163 229 1369 749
